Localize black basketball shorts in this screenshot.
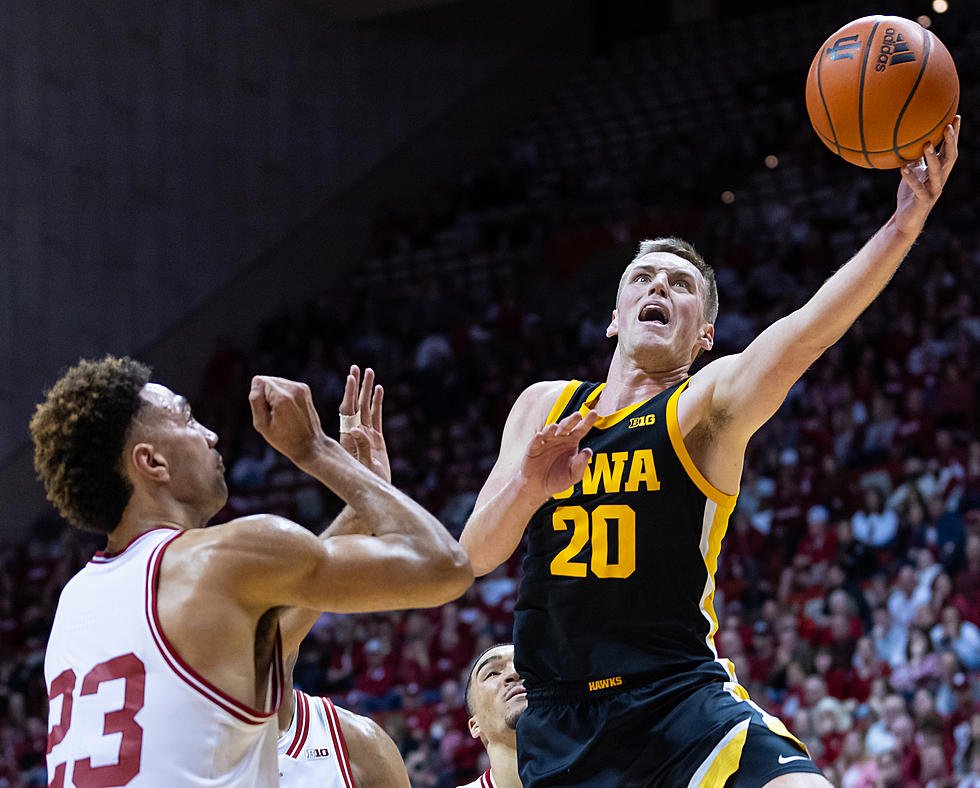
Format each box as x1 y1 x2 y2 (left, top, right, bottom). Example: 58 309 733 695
517 675 824 787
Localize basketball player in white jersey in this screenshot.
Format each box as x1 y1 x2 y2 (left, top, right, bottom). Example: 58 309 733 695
34 356 472 786
457 643 526 788
277 651 410 788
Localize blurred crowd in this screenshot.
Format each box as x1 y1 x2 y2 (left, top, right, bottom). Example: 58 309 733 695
2 8 980 787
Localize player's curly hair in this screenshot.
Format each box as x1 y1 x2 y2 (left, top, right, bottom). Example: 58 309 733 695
30 356 152 534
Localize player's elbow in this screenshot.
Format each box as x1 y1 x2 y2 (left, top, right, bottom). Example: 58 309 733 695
425 544 474 603
459 531 504 577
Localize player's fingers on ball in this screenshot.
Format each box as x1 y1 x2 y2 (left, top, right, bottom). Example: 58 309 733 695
923 144 943 189
901 165 927 198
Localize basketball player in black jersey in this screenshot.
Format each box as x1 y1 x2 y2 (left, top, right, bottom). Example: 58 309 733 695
460 118 960 788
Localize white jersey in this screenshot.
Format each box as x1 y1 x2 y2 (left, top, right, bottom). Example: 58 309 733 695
278 690 356 788
45 527 283 787
456 769 497 788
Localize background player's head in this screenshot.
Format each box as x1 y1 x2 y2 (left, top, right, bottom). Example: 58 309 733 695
30 355 226 534
464 643 526 747
608 237 718 366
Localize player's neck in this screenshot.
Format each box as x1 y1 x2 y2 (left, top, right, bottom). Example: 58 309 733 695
105 494 204 553
599 349 689 414
485 742 521 788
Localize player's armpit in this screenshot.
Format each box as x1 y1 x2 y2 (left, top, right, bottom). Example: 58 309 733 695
688 313 825 444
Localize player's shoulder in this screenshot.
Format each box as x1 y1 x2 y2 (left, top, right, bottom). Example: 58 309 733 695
162 513 315 582
511 379 577 422
332 702 409 787
517 379 574 404
176 513 304 550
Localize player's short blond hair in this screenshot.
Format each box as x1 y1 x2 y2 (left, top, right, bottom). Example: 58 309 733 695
618 237 718 324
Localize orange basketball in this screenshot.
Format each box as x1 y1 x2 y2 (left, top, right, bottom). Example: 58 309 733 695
805 16 958 168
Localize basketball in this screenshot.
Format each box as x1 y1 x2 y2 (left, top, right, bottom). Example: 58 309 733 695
805 16 958 168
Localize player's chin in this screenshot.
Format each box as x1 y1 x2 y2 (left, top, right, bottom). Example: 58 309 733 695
504 703 527 731
504 699 528 730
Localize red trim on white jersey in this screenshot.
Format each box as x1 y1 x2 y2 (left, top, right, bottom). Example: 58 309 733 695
322 697 355 788
144 531 283 725
286 690 310 759
456 769 496 788
90 526 180 563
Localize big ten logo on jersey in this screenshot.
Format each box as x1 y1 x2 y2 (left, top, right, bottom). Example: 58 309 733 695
628 414 655 429
306 747 330 759
553 449 660 500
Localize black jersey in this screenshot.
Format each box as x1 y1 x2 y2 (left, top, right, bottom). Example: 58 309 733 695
513 379 741 690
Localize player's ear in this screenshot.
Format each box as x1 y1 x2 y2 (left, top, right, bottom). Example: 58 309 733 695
130 442 171 483
696 323 714 353
467 716 481 741
606 309 619 338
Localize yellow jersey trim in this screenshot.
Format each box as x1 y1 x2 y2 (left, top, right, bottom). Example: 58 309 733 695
701 500 737 683
690 718 749 788
665 380 738 508
545 381 582 427
579 383 649 430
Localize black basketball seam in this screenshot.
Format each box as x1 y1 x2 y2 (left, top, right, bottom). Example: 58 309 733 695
858 18 883 168
892 25 932 160
816 44 841 156
811 94 956 156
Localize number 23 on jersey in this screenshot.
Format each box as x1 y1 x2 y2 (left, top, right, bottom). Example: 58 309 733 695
47 653 145 788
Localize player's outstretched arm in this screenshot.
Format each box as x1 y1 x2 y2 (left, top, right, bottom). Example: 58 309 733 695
695 117 960 444
244 374 472 612
461 381 598 576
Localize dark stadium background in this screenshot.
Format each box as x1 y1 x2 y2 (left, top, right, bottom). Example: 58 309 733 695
1 0 977 785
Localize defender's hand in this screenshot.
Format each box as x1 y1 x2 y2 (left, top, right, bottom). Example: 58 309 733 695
249 375 328 467
338 365 390 483
895 115 960 236
519 409 599 500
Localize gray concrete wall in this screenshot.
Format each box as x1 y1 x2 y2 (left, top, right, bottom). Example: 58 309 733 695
0 0 591 537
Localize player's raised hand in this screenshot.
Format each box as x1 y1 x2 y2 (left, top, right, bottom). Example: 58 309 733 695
895 115 960 236
520 409 599 500
338 365 390 483
249 375 328 467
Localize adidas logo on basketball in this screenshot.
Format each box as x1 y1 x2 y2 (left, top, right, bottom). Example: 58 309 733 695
875 27 915 72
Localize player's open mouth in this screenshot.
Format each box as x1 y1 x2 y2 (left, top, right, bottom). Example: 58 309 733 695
639 304 669 324
505 687 526 702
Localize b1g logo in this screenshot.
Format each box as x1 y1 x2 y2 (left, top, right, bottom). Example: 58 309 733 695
875 27 916 71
